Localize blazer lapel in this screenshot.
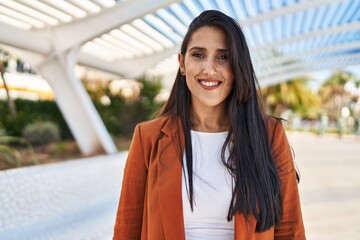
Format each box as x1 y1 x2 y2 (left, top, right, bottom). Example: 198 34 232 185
157 118 186 240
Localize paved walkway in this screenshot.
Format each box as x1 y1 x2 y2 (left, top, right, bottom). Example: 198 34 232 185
287 132 360 240
0 153 127 240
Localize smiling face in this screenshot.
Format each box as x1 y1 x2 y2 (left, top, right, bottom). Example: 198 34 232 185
179 26 234 111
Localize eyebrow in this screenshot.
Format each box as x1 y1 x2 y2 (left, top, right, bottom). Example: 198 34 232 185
188 46 228 52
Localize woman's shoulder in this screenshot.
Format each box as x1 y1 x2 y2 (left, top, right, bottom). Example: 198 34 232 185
134 115 177 140
132 115 178 148
264 115 294 174
264 115 285 141
137 115 172 131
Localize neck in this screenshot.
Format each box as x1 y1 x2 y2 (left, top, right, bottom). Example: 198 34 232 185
190 104 229 132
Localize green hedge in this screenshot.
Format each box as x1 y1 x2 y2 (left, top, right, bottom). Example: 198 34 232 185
93 96 162 138
0 99 73 139
91 77 163 137
0 97 162 140
0 77 163 140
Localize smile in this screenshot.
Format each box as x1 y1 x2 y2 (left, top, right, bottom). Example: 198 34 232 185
198 80 222 89
200 81 220 86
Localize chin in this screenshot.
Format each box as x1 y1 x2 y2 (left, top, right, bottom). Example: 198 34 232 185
201 100 225 107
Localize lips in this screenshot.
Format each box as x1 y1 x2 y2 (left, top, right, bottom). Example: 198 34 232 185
198 80 222 90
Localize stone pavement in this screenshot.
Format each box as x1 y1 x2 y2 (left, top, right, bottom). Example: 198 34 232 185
287 132 360 240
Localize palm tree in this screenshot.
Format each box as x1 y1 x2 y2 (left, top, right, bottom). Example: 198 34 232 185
261 77 321 119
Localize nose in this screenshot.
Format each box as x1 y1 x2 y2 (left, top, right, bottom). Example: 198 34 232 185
202 58 217 76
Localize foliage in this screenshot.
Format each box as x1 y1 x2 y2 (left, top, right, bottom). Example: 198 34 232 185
0 136 38 170
0 99 73 139
22 121 61 146
82 75 109 102
319 70 359 120
261 77 321 119
138 76 163 101
84 75 164 137
0 50 18 117
0 75 163 144
0 144 22 168
0 49 35 118
261 69 360 128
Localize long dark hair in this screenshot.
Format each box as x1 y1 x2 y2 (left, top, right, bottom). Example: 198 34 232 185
158 10 282 232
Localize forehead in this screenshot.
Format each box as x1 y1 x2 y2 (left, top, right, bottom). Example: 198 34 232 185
187 26 227 50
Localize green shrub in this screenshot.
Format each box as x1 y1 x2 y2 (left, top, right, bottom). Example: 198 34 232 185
91 77 163 138
0 99 73 139
0 77 163 141
0 145 22 168
22 121 60 146
0 136 39 170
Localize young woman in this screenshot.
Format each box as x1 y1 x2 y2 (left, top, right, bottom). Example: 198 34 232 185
113 10 305 240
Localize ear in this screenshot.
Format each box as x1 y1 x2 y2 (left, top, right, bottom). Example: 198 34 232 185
178 53 185 74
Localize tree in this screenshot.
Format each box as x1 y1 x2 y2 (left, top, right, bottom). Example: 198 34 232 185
319 70 359 121
81 72 163 137
261 77 321 119
0 50 17 117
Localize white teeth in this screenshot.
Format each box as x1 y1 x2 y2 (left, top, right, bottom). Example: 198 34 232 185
200 81 220 87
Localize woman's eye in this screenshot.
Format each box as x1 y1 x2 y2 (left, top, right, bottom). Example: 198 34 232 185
218 55 228 60
192 52 204 58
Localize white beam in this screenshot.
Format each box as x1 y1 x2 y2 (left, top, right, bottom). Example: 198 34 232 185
0 22 51 54
258 52 360 78
49 0 180 53
251 21 360 51
0 43 45 67
78 46 179 78
256 41 360 73
241 0 347 27
259 60 360 88
36 46 117 155
258 53 360 87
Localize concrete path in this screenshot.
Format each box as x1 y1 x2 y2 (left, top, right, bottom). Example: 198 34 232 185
0 152 127 240
287 132 360 240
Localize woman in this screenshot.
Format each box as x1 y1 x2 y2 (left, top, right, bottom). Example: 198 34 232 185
113 10 305 240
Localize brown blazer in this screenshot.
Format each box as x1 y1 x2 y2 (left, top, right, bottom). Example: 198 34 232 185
113 116 306 240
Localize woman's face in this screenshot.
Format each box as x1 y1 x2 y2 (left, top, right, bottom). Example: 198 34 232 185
179 26 234 110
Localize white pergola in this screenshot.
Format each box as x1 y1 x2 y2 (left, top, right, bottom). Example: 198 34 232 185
0 0 359 155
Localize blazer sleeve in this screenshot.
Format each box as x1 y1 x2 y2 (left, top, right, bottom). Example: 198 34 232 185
113 124 148 240
271 120 306 240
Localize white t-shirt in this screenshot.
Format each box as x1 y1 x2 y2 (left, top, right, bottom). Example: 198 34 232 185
182 130 234 240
